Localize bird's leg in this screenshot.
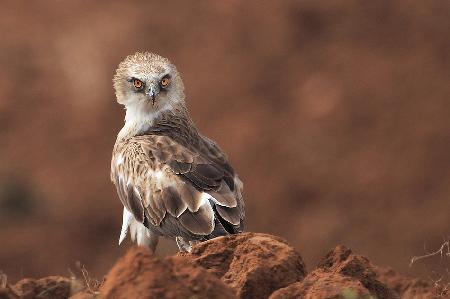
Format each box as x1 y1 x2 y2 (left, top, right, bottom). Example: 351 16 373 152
147 234 159 253
132 220 159 253
176 236 192 252
189 240 199 248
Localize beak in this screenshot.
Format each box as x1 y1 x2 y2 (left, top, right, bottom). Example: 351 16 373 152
146 86 159 106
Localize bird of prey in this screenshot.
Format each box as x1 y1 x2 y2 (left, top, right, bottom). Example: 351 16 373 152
111 52 245 252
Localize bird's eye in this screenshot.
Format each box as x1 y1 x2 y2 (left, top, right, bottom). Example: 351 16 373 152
133 79 143 89
161 77 170 88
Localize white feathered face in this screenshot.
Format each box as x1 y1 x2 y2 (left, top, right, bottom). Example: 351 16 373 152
113 52 185 117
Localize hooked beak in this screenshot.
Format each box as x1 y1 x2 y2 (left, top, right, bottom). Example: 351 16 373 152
146 86 159 106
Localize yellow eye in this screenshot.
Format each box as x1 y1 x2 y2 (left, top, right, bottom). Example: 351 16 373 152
161 77 170 88
133 79 143 89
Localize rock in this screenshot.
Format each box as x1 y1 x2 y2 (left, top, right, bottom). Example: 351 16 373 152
1 276 87 299
377 267 442 299
100 246 236 299
317 245 398 298
12 276 71 299
271 245 399 299
69 291 97 299
184 232 307 299
270 270 371 299
2 236 442 299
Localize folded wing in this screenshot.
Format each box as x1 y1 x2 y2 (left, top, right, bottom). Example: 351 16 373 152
111 134 244 240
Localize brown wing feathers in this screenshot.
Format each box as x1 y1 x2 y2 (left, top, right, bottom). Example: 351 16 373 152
114 176 145 224
209 181 237 207
178 183 205 212
178 203 214 235
144 190 166 226
112 134 244 238
161 186 187 217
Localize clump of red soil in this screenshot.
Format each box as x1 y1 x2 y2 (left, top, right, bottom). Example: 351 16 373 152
100 246 236 299
377 267 443 299
0 233 443 299
183 232 307 299
0 276 71 299
271 245 398 298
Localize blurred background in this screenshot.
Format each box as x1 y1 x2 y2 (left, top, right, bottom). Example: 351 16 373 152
0 0 449 282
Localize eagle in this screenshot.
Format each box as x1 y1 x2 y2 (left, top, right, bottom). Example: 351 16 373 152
111 52 244 252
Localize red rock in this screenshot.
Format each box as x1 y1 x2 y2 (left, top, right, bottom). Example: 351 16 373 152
271 245 399 299
270 270 371 299
184 232 307 299
377 267 443 299
317 245 398 298
12 276 71 299
69 291 96 299
3 238 442 299
100 246 236 299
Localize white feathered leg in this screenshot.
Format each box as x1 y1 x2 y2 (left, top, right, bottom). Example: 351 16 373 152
120 207 159 253
176 236 192 252
130 219 159 252
119 207 133 245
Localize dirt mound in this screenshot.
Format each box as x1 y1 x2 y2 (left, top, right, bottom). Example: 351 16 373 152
183 232 307 299
1 233 443 299
99 246 236 299
269 271 372 299
271 245 398 299
377 267 444 299
316 245 397 298
0 276 70 299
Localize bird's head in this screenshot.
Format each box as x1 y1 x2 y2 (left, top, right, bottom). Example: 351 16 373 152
113 52 185 123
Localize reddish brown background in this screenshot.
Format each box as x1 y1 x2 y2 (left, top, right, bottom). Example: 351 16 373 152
0 0 449 282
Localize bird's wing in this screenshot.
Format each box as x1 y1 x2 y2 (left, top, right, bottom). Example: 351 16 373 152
111 134 244 238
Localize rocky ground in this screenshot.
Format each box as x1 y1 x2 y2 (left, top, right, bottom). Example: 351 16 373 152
0 233 445 299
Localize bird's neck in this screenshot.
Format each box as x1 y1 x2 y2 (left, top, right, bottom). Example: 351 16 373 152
117 102 196 142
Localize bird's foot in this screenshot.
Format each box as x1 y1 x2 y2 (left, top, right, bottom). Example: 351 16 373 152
176 236 192 252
